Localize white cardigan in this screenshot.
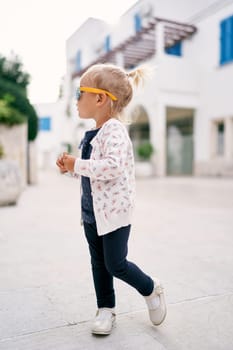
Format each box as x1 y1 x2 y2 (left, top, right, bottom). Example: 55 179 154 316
73 118 136 235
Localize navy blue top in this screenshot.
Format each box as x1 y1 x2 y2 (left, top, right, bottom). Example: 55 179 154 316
80 128 100 223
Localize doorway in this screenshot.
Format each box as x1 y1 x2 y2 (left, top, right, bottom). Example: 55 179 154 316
166 107 194 175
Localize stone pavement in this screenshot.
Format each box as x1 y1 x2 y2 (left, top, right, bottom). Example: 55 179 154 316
0 170 233 350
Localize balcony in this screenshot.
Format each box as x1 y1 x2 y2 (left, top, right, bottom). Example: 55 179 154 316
72 17 197 79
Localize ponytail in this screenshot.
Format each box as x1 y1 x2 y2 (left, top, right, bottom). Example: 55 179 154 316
127 64 155 87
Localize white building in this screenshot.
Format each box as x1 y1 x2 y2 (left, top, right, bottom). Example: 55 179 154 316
63 0 233 176
34 101 78 169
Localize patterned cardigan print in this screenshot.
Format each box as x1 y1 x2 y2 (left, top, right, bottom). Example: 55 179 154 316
73 118 136 236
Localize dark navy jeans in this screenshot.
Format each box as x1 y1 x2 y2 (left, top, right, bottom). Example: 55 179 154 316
83 221 154 308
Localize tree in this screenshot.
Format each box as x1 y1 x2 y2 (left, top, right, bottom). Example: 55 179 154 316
0 54 30 89
0 53 38 141
0 97 26 126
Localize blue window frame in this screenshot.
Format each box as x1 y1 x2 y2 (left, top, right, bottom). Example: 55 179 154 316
76 50 82 71
165 41 182 56
39 117 51 131
220 15 233 65
105 35 111 52
134 14 141 33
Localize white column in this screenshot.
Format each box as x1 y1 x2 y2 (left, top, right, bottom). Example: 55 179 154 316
210 121 217 159
153 101 166 176
155 22 165 59
225 117 233 160
115 51 124 68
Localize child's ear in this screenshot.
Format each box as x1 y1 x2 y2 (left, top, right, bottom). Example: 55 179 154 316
96 94 108 104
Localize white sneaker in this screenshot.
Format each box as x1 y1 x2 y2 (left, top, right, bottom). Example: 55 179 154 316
91 308 116 335
145 278 167 326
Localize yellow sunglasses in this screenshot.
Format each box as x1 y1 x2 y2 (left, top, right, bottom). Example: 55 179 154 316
76 86 117 101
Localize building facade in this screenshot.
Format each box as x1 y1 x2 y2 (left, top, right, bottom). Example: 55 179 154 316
34 101 77 169
63 0 233 177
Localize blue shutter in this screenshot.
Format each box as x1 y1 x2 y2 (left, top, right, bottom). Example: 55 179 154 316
134 14 141 33
105 35 111 52
231 16 233 60
220 15 233 65
39 117 51 131
225 17 231 62
220 20 226 64
165 42 182 56
76 50 82 71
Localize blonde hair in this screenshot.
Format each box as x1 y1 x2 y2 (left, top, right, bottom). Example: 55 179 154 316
80 63 151 121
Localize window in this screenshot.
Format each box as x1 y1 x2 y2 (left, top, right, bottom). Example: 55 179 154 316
134 14 141 33
39 117 51 131
105 35 111 52
220 15 233 65
76 50 82 71
216 121 225 156
165 42 182 56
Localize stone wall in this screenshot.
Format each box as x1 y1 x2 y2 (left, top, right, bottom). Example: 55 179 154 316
0 124 27 187
28 141 38 184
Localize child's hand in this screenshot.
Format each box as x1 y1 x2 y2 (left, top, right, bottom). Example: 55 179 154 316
62 153 76 172
56 154 68 173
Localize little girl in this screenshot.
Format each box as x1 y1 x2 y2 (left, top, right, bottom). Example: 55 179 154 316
56 63 166 335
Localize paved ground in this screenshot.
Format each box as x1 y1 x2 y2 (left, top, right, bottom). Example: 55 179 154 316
0 170 233 350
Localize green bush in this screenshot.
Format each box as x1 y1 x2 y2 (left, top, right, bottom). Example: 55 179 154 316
136 141 154 160
0 144 4 159
0 78 38 140
0 54 38 141
0 99 26 126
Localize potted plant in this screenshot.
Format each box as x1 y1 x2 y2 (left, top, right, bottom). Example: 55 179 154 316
136 141 154 161
135 141 155 177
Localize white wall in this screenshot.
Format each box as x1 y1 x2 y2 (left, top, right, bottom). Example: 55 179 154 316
34 101 76 169
186 3 233 67
187 3 233 162
66 18 110 74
